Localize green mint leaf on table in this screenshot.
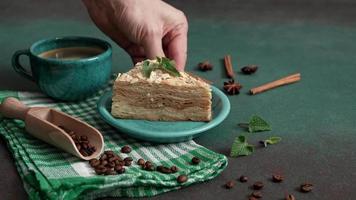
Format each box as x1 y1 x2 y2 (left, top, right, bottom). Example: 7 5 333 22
239 115 272 133
265 136 282 145
141 57 181 78
230 135 254 157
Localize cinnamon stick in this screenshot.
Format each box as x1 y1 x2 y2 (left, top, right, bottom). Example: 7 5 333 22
249 73 301 95
224 55 235 78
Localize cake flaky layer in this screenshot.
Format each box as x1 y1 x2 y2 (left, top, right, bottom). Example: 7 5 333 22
111 59 212 122
112 102 212 121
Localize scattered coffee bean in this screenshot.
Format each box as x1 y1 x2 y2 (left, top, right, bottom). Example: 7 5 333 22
286 194 296 200
177 174 188 183
252 181 264 190
239 175 248 182
191 157 201 165
100 154 108 161
157 165 172 174
100 160 108 166
300 183 313 193
59 125 96 157
115 160 125 166
95 168 106 175
225 180 235 189
114 165 125 174
248 197 258 200
104 150 114 155
124 160 132 166
198 61 213 71
143 161 155 171
272 174 284 182
124 157 133 162
137 158 145 166
170 166 179 173
241 65 258 75
121 145 132 153
108 162 116 168
105 169 117 175
89 158 100 167
251 191 262 198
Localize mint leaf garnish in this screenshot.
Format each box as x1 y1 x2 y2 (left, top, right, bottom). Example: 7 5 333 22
159 57 181 77
141 57 181 78
265 136 282 145
230 135 254 157
239 115 272 133
142 60 153 78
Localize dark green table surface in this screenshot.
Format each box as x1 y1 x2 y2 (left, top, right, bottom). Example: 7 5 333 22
1 0 355 199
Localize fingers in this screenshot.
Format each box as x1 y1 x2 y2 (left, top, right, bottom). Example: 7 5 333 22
163 24 188 71
142 35 165 60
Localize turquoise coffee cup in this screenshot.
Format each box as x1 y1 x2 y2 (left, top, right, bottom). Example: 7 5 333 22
12 36 112 101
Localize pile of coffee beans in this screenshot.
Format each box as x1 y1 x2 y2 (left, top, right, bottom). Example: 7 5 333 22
223 174 313 200
88 146 198 184
58 125 96 156
89 150 126 175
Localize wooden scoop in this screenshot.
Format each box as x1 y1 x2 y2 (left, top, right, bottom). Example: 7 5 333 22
0 97 104 160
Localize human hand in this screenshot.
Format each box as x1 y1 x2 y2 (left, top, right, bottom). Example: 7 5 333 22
82 0 188 71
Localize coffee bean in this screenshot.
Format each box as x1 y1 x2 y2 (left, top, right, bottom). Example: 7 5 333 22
94 168 106 175
144 165 155 171
286 194 296 200
100 160 108 166
239 175 248 183
82 143 88 149
124 157 133 162
137 158 145 166
225 180 235 189
115 160 125 166
251 191 262 198
124 160 132 166
300 183 313 193
104 150 114 156
191 157 200 165
105 169 117 175
100 154 107 161
109 156 119 162
272 174 284 182
59 126 96 157
108 162 116 168
79 149 88 157
114 165 125 174
177 175 188 183
95 164 106 170
157 165 172 174
89 159 100 167
121 145 132 153
170 166 178 173
252 181 264 190
116 166 125 174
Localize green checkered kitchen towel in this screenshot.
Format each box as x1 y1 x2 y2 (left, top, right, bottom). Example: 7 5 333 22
0 87 228 200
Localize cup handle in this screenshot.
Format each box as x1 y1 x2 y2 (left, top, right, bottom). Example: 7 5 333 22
12 49 35 82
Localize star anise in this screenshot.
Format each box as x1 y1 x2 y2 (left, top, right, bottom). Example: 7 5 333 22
241 65 258 74
198 61 213 71
223 79 242 95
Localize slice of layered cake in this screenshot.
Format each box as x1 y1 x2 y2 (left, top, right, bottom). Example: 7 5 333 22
111 57 212 121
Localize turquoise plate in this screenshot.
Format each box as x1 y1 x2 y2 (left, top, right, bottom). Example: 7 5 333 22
97 86 230 143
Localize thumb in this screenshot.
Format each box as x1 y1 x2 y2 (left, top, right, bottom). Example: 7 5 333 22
142 35 165 59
